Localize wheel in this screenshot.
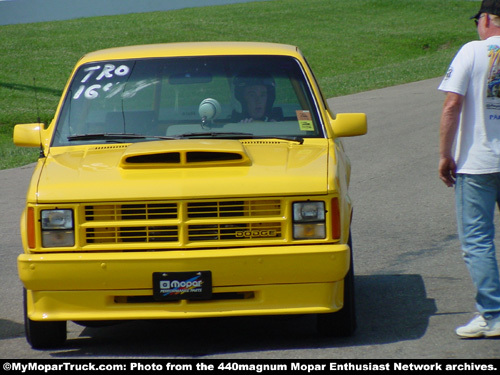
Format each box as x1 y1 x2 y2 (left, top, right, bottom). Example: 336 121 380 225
316 235 357 337
23 289 67 349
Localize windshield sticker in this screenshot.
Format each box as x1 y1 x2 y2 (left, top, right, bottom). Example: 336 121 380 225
72 64 131 100
296 110 314 131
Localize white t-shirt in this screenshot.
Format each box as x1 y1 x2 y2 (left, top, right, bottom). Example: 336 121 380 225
439 36 500 174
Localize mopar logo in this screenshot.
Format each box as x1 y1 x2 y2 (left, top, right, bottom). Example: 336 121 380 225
235 230 277 238
160 280 202 289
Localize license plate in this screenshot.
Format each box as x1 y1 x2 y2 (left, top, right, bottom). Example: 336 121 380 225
153 271 212 301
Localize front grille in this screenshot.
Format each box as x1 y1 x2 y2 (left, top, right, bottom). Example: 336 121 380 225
86 226 179 243
83 199 283 247
187 200 280 218
85 203 177 221
188 222 282 241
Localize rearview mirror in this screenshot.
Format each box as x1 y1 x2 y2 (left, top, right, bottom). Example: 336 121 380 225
13 123 44 147
330 113 367 137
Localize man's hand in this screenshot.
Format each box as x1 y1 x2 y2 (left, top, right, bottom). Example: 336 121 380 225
439 156 457 187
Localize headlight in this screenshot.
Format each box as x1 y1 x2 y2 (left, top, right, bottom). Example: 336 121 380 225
292 201 326 239
293 202 325 221
41 210 73 230
41 209 75 247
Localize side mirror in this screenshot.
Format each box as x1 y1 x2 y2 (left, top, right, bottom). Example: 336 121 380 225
13 123 44 147
330 113 367 137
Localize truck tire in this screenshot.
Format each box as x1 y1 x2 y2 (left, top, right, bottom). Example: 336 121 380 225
316 235 356 337
23 289 67 349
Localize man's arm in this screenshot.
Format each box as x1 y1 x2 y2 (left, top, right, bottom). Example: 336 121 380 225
439 92 464 187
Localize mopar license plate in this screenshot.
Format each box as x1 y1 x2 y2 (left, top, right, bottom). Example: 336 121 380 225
153 271 212 301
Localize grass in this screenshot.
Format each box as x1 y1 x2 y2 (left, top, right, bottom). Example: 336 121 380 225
0 0 479 169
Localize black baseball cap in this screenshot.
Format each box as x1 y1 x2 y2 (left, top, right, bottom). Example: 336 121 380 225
472 0 500 19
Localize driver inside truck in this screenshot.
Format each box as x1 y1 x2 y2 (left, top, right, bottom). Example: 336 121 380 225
231 69 283 123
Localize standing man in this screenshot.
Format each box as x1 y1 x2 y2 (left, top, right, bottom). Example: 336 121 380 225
438 0 500 338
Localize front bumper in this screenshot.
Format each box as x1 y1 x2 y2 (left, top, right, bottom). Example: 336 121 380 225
19 244 350 321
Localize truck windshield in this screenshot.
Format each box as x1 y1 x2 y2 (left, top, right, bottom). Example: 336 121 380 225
52 55 324 146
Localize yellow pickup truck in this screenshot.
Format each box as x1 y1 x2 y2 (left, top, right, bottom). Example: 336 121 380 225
14 42 366 349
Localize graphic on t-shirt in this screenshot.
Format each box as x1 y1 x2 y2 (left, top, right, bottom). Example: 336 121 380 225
487 45 500 98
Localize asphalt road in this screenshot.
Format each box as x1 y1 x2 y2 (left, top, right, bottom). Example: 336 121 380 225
0 0 270 26
1 78 499 359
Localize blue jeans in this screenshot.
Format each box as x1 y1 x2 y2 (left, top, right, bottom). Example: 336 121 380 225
455 174 500 319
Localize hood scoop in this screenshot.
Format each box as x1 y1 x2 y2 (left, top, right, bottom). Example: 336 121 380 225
120 140 251 169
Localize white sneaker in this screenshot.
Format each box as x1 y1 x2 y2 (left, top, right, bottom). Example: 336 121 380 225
456 313 500 338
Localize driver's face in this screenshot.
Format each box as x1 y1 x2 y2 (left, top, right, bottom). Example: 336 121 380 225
243 85 268 120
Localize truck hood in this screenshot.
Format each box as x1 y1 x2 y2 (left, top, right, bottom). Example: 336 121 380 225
36 139 331 202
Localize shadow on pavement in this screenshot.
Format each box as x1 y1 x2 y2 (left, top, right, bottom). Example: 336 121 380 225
0 319 25 341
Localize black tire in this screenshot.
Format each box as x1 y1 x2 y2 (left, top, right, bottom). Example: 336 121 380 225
316 235 356 337
23 289 67 349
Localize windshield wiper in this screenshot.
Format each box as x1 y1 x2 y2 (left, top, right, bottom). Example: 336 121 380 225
176 132 304 144
259 136 304 144
177 132 254 138
67 133 178 142
68 133 147 141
